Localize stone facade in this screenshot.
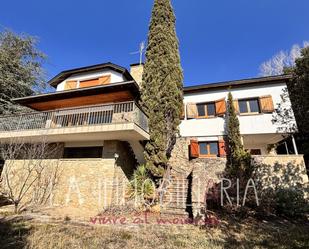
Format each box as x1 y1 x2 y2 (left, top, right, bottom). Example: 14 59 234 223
165 137 309 217
0 140 137 215
164 137 227 216
252 155 309 191
130 64 144 86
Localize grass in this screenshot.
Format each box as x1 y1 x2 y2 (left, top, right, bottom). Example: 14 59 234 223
0 215 308 249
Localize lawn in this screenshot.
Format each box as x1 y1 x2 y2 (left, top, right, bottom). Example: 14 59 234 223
0 214 309 249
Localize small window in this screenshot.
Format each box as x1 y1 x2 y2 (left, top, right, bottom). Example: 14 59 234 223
238 98 260 114
63 147 103 158
197 102 216 118
250 149 262 155
199 142 219 157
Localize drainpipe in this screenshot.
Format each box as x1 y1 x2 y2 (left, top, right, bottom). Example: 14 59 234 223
291 134 299 155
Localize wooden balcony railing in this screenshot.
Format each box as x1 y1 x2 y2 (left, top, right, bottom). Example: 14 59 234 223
0 101 149 133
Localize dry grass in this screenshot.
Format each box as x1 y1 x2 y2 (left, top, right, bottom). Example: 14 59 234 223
0 215 308 249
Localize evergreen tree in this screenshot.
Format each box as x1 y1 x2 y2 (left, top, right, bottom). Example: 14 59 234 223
287 46 309 133
226 92 251 178
141 0 183 176
0 29 47 114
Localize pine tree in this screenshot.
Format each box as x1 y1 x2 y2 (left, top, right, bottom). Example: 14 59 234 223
226 92 251 178
141 0 183 177
0 30 47 114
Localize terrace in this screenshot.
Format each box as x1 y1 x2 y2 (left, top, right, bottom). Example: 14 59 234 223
0 101 149 143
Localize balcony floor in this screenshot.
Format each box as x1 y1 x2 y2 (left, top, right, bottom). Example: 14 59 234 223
0 122 149 143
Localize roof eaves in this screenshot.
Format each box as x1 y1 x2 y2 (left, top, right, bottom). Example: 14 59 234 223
184 74 292 93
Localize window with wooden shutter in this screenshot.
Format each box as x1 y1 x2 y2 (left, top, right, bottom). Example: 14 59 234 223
190 139 199 158
198 141 219 157
79 75 111 88
187 103 198 119
79 78 100 88
65 80 77 90
215 98 226 116
238 98 260 114
259 95 274 113
196 102 216 118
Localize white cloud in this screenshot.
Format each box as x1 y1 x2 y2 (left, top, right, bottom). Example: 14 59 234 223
259 41 309 76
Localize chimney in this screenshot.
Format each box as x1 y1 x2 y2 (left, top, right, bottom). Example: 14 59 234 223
130 63 144 86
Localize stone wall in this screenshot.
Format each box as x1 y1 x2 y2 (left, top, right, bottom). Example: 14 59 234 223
166 138 227 216
167 137 309 217
252 155 309 191
0 140 137 215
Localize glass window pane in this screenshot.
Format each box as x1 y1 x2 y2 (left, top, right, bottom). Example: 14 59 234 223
63 147 103 158
239 100 248 113
207 103 216 116
199 142 208 155
249 99 260 113
209 142 218 155
197 104 206 116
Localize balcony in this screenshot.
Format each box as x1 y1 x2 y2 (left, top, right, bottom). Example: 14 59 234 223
0 101 149 142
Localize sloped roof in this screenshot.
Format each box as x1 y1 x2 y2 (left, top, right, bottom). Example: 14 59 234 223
48 62 133 88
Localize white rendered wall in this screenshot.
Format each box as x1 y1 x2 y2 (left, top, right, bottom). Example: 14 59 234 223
56 69 126 91
180 82 289 137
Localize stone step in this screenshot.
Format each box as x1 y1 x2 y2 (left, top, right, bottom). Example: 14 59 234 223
163 197 187 201
163 197 187 200
165 186 187 189
162 204 187 208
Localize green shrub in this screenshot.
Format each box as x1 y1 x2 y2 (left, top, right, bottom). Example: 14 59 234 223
126 165 156 208
275 188 309 218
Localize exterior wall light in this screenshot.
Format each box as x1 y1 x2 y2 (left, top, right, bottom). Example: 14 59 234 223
114 153 119 160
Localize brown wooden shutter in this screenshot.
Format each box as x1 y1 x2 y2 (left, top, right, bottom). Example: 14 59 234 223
186 103 198 119
190 139 199 158
79 78 100 88
99 75 111 85
259 95 274 113
65 80 77 90
233 100 239 113
218 140 226 157
215 98 226 116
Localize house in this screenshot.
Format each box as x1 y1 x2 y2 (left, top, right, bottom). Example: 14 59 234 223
0 62 148 161
180 74 297 157
0 62 306 217
0 62 148 213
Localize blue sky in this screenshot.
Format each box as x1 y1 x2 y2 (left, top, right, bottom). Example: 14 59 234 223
1 0 308 87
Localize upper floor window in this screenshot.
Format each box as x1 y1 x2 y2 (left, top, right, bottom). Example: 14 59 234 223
238 98 260 114
64 75 111 90
197 102 216 118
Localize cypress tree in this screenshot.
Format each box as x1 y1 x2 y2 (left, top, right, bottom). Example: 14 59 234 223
141 0 183 177
226 92 251 178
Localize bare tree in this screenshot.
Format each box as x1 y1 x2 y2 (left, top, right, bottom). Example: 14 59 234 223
0 138 61 213
259 41 309 76
272 87 297 134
